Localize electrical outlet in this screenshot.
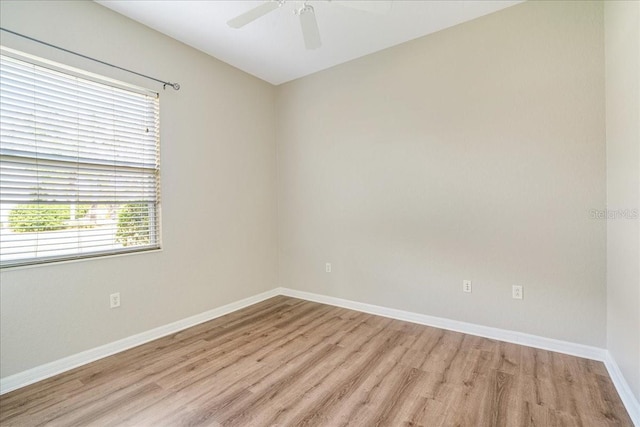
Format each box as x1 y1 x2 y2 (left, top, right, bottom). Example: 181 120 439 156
325 263 332 273
512 285 523 300
463 280 472 293
110 292 121 308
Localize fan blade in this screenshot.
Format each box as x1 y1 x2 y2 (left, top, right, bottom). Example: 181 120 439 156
227 1 280 29
332 0 392 14
299 5 321 50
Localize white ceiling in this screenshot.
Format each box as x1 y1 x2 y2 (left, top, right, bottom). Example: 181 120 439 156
96 0 522 85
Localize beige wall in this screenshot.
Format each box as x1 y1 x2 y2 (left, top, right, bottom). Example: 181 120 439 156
3 0 633 397
0 1 279 377
605 0 640 401
277 0 607 346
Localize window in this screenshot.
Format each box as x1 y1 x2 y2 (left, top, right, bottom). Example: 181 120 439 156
0 51 161 267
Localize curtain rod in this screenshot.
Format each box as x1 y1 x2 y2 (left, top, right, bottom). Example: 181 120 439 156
0 27 180 91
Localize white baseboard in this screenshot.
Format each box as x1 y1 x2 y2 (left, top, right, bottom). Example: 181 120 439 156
605 352 640 426
277 287 607 360
0 288 280 395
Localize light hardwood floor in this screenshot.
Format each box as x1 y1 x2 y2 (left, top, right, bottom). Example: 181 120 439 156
0 296 633 426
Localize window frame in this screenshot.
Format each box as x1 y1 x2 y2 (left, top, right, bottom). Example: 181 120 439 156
0 47 162 268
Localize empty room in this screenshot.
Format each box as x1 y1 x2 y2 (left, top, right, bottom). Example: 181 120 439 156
0 0 638 425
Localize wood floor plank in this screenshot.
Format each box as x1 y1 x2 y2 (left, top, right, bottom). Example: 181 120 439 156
0 296 633 426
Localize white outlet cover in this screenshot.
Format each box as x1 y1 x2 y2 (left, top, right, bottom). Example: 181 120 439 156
110 292 121 308
512 285 523 300
463 280 472 293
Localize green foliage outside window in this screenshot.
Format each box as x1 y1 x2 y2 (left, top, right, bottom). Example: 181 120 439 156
8 204 91 233
9 204 70 232
9 203 91 233
116 203 150 247
8 203 151 247
76 205 90 218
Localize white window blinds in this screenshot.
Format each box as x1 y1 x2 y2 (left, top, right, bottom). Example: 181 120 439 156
0 53 161 267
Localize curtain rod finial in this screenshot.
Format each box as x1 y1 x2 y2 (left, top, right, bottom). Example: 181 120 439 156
163 82 180 91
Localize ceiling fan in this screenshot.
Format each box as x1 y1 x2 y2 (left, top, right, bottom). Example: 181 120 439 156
227 0 392 50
